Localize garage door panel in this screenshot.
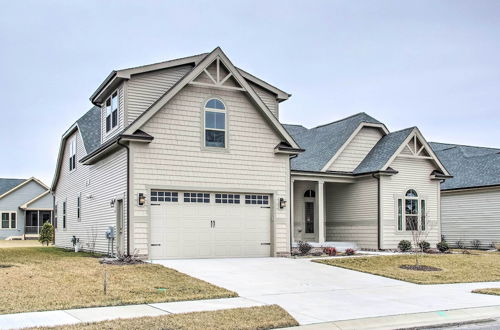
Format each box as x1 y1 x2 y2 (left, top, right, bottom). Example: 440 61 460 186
150 191 272 259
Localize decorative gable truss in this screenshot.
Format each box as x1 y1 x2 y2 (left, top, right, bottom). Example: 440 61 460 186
399 135 432 159
190 58 245 92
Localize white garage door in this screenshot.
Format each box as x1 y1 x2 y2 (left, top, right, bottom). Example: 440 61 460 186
150 191 272 259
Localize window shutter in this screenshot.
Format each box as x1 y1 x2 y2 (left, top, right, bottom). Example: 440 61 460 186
397 198 403 231
421 199 426 231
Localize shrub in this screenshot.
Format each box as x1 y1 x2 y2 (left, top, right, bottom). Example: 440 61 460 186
436 241 449 252
38 222 54 246
471 240 481 250
456 239 465 249
344 248 355 256
323 247 337 256
298 241 312 255
398 240 412 252
418 241 431 252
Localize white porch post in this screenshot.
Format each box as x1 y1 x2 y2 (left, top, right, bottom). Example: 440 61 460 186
37 210 40 234
290 179 295 244
317 180 325 243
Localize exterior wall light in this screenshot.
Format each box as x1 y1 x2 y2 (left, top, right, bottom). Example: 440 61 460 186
279 198 287 209
138 193 146 206
110 198 116 208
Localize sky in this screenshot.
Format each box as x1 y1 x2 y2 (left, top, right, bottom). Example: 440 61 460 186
1 0 499 185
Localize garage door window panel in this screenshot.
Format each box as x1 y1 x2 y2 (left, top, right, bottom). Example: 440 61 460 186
245 195 269 205
215 194 240 204
151 191 178 202
184 192 210 203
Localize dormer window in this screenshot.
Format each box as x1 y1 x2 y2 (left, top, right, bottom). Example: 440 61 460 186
204 98 226 148
105 91 119 132
69 137 76 171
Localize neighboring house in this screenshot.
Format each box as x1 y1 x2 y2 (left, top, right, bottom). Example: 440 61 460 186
51 47 451 258
430 142 500 249
0 177 52 240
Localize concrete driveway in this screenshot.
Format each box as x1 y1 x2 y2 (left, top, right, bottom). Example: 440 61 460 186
154 257 500 325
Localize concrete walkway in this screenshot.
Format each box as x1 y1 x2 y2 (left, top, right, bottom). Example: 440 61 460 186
0 297 265 329
154 257 500 325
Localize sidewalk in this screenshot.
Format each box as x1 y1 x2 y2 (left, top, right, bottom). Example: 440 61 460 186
0 297 265 329
280 305 500 330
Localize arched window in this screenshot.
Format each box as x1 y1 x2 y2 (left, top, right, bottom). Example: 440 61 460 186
397 189 426 231
304 190 315 198
204 98 226 148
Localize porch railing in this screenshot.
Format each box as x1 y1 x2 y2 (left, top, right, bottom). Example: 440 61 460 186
25 226 42 234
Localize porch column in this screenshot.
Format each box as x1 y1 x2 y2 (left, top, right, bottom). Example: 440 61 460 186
37 210 40 234
290 179 295 244
317 180 325 243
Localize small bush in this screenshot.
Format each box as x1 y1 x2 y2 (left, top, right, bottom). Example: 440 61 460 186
38 222 54 246
344 248 355 256
456 239 465 249
471 240 481 249
437 241 449 252
418 241 431 252
298 241 312 255
323 247 337 256
398 240 412 252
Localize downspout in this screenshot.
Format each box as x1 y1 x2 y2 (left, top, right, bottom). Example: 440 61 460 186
289 154 298 254
117 138 130 256
372 173 381 250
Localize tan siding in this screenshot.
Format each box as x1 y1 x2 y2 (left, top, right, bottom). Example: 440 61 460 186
249 82 279 118
380 156 440 249
441 188 500 249
325 178 378 249
328 127 383 172
54 131 127 254
127 65 193 124
131 85 290 257
101 84 125 144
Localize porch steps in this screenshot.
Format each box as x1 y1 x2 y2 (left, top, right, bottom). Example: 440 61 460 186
292 241 359 252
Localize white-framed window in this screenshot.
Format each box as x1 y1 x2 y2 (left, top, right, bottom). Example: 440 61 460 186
1 211 16 229
62 201 67 229
245 195 269 205
204 98 226 148
151 191 178 202
105 91 119 133
184 192 210 203
215 193 240 204
397 189 426 231
69 137 76 171
77 194 81 221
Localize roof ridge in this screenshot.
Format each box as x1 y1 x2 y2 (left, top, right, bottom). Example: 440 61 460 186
312 112 372 129
118 52 208 72
282 123 306 127
387 126 416 135
429 141 500 151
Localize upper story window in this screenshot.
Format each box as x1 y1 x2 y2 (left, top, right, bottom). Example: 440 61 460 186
105 91 119 133
204 98 226 148
69 137 76 171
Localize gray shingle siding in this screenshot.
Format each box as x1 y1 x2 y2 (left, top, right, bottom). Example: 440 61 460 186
283 112 382 172
354 127 414 174
429 142 500 190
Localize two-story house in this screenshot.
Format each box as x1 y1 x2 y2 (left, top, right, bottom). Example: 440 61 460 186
51 47 450 258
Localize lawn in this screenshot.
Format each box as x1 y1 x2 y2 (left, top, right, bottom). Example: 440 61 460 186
473 288 500 296
313 252 500 284
0 247 236 314
32 305 298 330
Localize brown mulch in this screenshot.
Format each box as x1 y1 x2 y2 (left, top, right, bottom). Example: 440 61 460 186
399 264 442 272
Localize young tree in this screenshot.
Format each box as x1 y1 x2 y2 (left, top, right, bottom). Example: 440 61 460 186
39 222 54 246
407 210 435 266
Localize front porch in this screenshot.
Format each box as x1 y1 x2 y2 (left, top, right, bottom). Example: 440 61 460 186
291 172 379 251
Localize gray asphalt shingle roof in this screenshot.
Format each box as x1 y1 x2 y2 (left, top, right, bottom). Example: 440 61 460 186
283 113 383 172
0 178 26 196
429 142 500 190
76 106 101 154
354 127 415 174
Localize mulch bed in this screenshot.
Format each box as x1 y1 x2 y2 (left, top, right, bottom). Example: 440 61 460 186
399 264 442 272
99 257 144 265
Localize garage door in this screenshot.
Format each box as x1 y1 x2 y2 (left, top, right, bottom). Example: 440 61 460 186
150 191 272 259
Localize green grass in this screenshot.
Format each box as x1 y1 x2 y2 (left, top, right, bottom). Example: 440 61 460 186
0 247 236 314
313 252 500 284
31 305 298 330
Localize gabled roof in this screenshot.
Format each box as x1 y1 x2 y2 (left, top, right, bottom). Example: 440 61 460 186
429 142 500 190
354 127 415 174
77 106 101 154
283 112 384 171
0 178 26 196
20 190 51 210
0 177 48 199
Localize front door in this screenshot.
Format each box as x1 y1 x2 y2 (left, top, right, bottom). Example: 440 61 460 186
303 201 315 240
116 200 124 256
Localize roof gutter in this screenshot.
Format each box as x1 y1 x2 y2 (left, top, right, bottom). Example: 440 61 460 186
90 70 117 105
